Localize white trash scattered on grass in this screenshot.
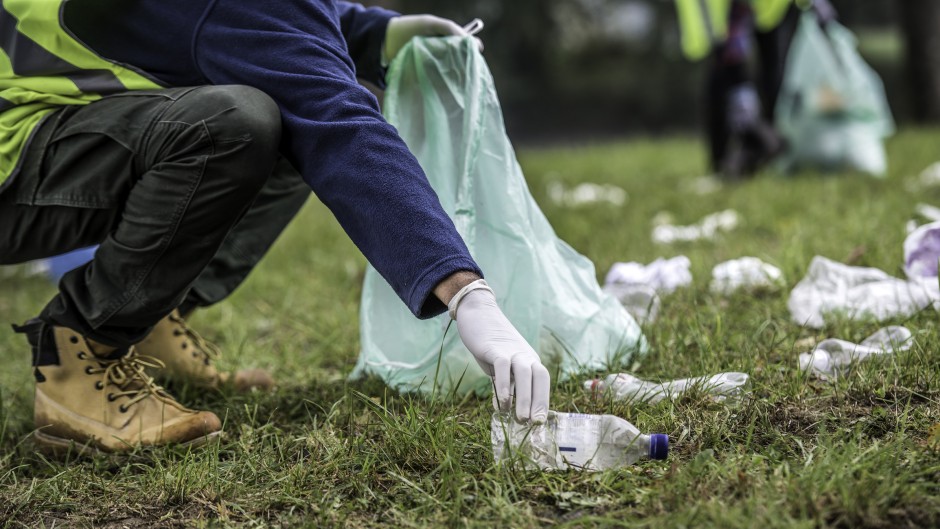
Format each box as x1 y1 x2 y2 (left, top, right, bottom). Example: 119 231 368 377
585 372 750 404
491 411 668 471
914 203 940 223
604 257 693 295
601 283 661 324
904 220 940 279
907 204 940 233
906 164 940 192
652 210 740 244
547 182 627 207
916 162 940 188
788 256 940 328
1 261 49 279
799 326 913 379
682 175 723 196
710 257 784 294
602 256 692 323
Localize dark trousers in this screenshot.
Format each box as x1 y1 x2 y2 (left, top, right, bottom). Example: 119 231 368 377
0 86 310 347
705 5 801 171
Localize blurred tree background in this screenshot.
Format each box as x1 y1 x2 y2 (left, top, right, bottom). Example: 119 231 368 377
365 0 934 143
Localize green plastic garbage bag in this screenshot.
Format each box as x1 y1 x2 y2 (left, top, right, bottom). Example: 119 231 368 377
775 13 895 176
352 37 647 396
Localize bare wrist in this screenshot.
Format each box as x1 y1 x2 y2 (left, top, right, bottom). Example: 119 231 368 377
433 270 482 305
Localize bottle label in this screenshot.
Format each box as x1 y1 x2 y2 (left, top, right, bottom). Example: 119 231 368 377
553 413 599 465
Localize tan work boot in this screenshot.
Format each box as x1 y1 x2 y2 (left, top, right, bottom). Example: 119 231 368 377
135 310 274 392
16 322 222 454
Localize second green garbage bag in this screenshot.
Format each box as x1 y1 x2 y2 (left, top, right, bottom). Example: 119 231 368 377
354 36 647 396
775 13 895 176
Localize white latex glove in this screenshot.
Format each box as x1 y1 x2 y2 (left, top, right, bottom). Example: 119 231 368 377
449 280 550 423
384 15 483 65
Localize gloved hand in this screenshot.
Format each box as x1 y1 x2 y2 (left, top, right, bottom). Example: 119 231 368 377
449 280 550 423
384 15 483 65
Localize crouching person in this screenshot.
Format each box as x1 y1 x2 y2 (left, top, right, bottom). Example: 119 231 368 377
0 0 549 453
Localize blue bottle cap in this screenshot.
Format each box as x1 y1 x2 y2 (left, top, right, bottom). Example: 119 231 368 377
649 434 669 460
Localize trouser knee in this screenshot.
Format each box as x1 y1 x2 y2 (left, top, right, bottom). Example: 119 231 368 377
159 85 283 205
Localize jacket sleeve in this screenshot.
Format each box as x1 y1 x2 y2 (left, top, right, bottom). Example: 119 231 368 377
195 0 482 318
336 1 399 88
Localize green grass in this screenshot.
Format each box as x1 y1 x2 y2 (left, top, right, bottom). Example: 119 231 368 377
2 129 940 528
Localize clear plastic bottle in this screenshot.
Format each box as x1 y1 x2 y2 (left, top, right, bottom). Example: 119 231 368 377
585 372 749 404
491 411 668 471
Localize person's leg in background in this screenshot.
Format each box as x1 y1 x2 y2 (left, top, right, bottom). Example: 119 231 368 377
704 53 735 175
0 85 282 453
754 3 802 124
706 0 786 179
704 0 753 177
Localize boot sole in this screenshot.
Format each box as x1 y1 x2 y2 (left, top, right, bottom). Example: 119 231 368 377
33 429 223 458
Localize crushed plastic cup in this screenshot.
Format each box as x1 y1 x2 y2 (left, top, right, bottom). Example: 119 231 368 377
915 163 940 188
604 256 692 295
601 283 660 324
547 182 627 207
602 256 691 323
710 257 783 294
651 210 739 244
799 326 913 378
585 372 750 404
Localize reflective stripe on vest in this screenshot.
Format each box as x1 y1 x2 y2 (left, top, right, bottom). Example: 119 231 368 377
0 0 162 186
675 0 732 61
675 0 799 61
753 0 795 31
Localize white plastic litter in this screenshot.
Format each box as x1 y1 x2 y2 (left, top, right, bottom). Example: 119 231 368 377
710 257 784 294
916 162 940 188
904 220 940 279
604 257 692 295
601 283 660 324
682 175 722 196
652 210 740 244
585 372 750 404
547 182 627 207
788 256 940 328
602 257 692 323
914 203 940 223
799 326 913 378
491 411 668 471
0 261 49 279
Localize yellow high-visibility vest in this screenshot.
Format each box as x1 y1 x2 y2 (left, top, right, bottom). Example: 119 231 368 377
0 0 162 186
675 0 802 61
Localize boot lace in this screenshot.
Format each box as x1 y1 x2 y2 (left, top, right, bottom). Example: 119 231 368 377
88 349 168 412
169 313 222 366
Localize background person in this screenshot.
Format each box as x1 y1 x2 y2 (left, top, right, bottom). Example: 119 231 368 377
675 0 836 178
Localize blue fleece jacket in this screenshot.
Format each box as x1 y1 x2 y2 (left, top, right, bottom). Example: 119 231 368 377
61 0 482 318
